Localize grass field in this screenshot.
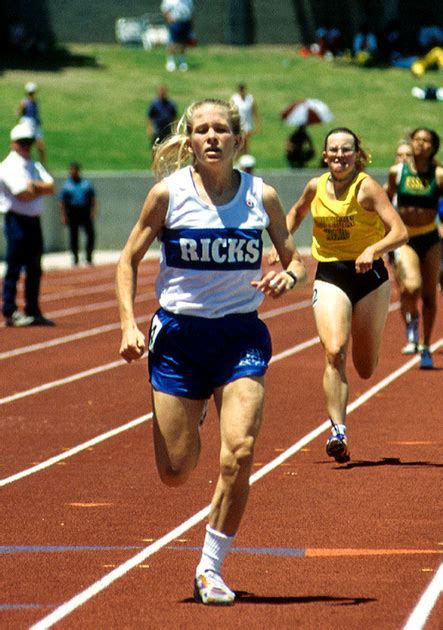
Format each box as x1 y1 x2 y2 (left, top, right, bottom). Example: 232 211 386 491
0 44 441 171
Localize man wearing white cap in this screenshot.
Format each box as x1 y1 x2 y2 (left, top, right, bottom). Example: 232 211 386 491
17 81 46 164
0 121 55 326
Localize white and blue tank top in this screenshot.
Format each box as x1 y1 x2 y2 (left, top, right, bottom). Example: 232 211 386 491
156 166 270 318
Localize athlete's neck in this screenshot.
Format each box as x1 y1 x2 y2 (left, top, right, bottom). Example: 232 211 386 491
328 169 357 185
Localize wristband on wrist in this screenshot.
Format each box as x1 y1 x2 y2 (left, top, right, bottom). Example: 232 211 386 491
284 270 297 289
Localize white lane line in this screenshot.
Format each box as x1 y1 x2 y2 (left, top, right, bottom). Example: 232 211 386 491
0 316 150 362
0 415 152 487
403 563 443 630
44 293 155 319
0 359 127 406
41 276 154 303
41 264 157 288
28 339 436 630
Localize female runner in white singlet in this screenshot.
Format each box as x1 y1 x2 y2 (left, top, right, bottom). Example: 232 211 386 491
116 98 306 606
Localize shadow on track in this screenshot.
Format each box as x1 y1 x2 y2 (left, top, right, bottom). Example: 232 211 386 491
182 593 376 606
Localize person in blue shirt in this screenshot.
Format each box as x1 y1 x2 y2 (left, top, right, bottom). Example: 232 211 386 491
146 85 178 146
59 162 96 266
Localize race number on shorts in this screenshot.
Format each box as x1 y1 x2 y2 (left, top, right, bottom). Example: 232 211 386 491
149 314 163 353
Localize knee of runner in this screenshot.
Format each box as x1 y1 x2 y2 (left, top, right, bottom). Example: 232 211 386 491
325 344 347 369
220 437 255 480
355 361 376 380
158 462 192 487
401 282 421 296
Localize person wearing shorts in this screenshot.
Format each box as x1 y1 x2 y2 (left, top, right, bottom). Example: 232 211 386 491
270 127 407 464
116 98 306 606
387 128 443 367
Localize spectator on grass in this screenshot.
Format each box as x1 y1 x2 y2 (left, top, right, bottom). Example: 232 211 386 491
269 127 407 464
230 83 261 155
378 18 405 65
286 125 315 168
418 19 443 53
0 121 55 327
17 82 47 165
161 0 194 72
353 22 378 66
147 85 178 146
313 21 343 58
59 161 97 267
116 97 307 606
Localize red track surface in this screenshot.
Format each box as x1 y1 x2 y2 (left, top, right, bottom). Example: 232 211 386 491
1 256 442 630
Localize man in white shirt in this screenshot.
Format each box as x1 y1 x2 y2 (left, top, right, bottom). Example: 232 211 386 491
0 121 55 326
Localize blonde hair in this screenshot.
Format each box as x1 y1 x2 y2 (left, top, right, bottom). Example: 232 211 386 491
152 98 242 180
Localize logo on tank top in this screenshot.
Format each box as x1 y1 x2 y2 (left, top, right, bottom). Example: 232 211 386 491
162 227 263 270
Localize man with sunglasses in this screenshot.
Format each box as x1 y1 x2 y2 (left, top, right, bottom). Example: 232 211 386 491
0 121 55 327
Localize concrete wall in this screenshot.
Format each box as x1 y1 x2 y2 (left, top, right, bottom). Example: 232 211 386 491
0 168 389 260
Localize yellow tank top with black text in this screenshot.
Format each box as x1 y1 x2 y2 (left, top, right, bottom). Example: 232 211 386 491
311 172 385 262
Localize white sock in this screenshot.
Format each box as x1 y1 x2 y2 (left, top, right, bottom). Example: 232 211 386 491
331 422 346 436
196 524 234 577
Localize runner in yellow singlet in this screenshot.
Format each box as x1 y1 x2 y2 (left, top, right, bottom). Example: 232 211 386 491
270 127 407 463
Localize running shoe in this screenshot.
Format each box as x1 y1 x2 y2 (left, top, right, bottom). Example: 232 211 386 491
402 316 419 354
5 310 34 327
326 433 350 463
194 570 235 605
30 314 55 327
419 347 433 370
401 341 418 355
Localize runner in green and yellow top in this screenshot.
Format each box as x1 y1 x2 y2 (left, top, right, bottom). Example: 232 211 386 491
387 128 443 368
270 127 407 463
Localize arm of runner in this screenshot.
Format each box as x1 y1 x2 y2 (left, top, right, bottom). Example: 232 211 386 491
116 181 169 362
268 178 317 265
385 163 400 202
252 183 307 297
355 175 408 273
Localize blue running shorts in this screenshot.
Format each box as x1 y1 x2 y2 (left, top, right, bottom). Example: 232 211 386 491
148 307 272 399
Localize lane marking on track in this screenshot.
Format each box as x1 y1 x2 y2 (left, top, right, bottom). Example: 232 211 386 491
0 359 127 406
27 336 442 629
403 563 443 630
40 277 153 303
4 544 440 558
0 415 151 487
167 546 443 558
0 545 144 554
0 317 151 362
44 292 155 320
